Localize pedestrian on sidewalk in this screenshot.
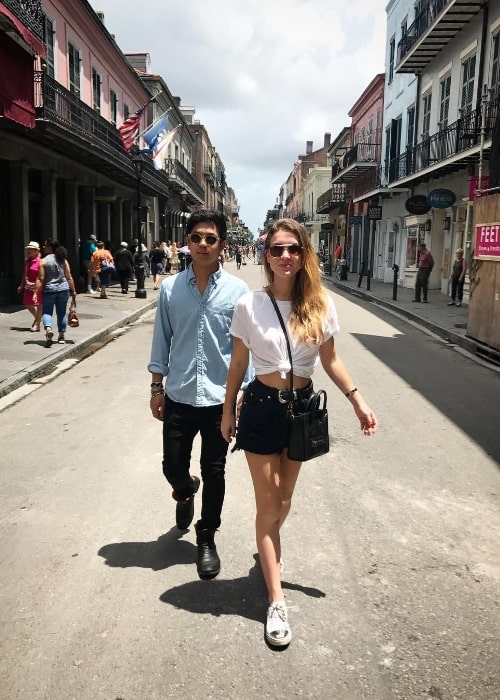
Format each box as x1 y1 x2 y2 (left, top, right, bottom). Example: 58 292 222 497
35 239 77 347
148 210 251 582
91 241 114 299
80 234 98 294
114 242 134 294
169 242 179 274
413 242 434 303
17 241 43 332
448 248 467 307
149 241 166 290
221 217 378 649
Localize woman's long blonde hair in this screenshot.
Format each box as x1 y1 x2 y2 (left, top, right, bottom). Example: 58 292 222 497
263 218 329 344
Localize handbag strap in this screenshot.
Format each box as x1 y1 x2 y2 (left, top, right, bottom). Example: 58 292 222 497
267 291 294 394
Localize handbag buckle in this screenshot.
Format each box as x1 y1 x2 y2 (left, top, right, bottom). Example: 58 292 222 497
278 389 296 404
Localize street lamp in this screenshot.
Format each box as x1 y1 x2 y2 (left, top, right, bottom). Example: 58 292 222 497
131 149 148 299
180 189 188 271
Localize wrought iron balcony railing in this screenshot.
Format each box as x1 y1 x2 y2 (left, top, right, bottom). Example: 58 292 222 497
167 157 205 202
316 184 347 213
388 94 500 184
397 0 450 63
34 71 133 165
332 140 381 178
3 0 44 40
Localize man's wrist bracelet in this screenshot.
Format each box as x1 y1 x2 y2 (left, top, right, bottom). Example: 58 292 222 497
150 389 164 398
151 381 163 388
345 387 358 398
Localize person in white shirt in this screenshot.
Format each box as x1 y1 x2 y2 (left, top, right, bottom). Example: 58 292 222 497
222 218 378 648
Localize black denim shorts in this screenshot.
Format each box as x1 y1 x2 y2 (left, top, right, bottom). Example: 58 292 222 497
234 378 313 455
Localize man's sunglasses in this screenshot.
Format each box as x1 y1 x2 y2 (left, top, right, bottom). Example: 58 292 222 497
189 233 220 245
268 244 303 258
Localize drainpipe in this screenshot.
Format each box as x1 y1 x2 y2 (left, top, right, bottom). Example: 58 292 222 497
476 1 489 114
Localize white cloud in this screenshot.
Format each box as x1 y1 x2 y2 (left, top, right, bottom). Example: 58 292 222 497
91 0 387 234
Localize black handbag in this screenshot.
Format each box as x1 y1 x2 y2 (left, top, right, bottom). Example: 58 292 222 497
267 292 330 462
288 389 329 461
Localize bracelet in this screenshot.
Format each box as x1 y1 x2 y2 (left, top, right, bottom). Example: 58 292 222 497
150 389 164 398
345 387 358 398
151 381 163 388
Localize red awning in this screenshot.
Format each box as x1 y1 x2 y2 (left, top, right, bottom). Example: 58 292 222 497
0 3 46 58
0 32 36 128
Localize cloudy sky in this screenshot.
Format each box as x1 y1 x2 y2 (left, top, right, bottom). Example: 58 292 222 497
90 0 388 234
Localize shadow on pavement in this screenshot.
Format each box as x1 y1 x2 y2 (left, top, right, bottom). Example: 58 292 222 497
159 558 326 625
97 527 196 571
349 315 500 467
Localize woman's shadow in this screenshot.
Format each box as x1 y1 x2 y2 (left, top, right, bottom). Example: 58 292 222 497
98 531 326 625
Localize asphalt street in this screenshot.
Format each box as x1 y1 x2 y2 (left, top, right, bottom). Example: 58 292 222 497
0 259 499 699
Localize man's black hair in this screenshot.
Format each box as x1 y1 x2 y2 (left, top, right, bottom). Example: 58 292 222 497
185 209 227 240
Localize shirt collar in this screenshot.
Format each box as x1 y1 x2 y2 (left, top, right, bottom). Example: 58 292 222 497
187 263 223 286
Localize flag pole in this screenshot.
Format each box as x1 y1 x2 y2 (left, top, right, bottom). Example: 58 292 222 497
138 105 172 139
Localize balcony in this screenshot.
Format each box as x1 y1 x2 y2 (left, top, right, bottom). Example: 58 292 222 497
203 165 215 183
167 157 205 204
316 184 347 213
396 0 483 75
2 0 43 42
388 94 499 186
32 71 170 197
331 140 381 184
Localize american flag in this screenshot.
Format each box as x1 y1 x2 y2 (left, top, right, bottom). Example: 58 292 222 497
118 96 155 153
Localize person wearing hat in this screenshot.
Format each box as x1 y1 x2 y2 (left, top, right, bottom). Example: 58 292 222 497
80 234 98 294
114 241 134 294
17 241 43 331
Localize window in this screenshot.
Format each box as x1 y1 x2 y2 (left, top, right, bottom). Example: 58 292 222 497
42 14 55 77
123 104 130 120
68 42 80 96
388 36 395 84
422 92 432 136
407 105 415 147
110 89 118 125
491 34 500 99
461 54 476 114
439 75 451 128
92 68 101 113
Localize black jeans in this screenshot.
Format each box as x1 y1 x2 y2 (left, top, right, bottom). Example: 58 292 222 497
450 276 464 302
162 394 228 530
117 269 130 291
415 267 431 301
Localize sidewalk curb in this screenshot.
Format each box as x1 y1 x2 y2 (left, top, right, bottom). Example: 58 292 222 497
0 298 157 399
326 279 478 355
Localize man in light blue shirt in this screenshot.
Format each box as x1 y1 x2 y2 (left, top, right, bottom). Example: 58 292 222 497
148 210 251 580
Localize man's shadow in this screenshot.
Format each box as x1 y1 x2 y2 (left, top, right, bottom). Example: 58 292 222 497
98 530 326 626
98 527 194 571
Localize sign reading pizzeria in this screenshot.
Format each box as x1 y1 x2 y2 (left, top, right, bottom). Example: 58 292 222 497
475 222 500 259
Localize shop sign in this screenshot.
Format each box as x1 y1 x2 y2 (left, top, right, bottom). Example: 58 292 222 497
321 222 334 230
368 206 382 220
475 223 500 259
405 195 431 215
427 188 456 209
349 215 363 225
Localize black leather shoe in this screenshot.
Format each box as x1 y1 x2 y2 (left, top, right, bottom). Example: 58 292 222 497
174 476 200 530
195 523 221 580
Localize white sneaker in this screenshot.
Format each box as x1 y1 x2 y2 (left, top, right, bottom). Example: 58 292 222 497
265 601 291 647
87 288 96 294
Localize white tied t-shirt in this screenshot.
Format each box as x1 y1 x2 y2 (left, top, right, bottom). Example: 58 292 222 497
230 290 340 379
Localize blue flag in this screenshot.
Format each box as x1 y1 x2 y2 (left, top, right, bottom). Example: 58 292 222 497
143 114 169 153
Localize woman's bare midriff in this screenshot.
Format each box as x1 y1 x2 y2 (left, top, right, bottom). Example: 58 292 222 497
256 371 311 391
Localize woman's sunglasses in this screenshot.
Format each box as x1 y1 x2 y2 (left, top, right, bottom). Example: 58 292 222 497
268 244 303 258
189 233 220 245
